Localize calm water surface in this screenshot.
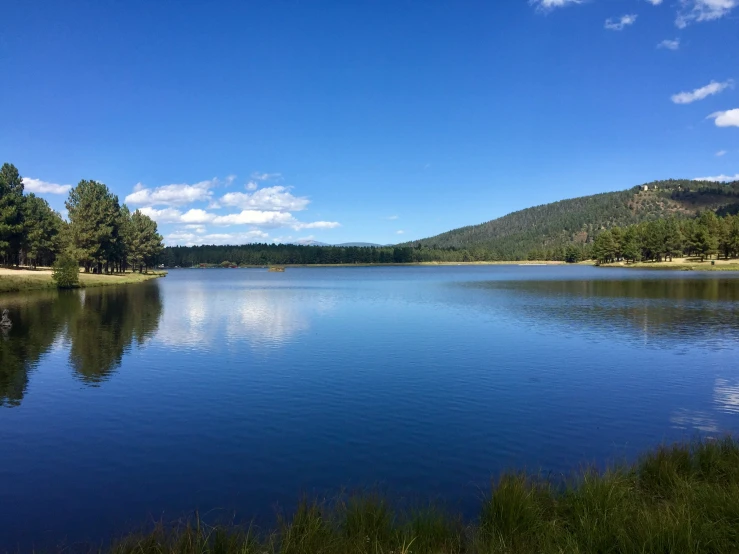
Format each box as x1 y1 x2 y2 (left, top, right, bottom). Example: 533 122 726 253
1 266 739 547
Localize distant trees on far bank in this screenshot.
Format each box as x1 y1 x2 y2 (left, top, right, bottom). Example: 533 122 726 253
0 162 164 273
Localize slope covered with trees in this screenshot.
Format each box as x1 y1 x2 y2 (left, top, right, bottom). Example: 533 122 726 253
405 179 739 260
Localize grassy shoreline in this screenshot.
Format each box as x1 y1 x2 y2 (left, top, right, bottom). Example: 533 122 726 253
87 438 739 553
602 260 739 271
0 269 165 294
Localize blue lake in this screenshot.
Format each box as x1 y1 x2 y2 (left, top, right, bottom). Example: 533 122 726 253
1 265 739 547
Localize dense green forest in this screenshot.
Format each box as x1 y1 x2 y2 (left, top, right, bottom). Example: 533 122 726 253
591 211 739 264
0 162 164 272
404 179 739 259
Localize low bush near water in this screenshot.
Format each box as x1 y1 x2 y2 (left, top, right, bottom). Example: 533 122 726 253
51 255 80 289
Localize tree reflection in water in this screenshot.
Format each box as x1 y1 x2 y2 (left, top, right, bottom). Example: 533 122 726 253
0 283 162 406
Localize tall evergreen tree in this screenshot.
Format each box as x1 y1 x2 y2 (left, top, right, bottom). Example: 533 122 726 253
23 194 63 267
0 163 26 266
66 180 121 272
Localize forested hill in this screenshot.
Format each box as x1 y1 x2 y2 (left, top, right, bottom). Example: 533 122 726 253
404 179 739 259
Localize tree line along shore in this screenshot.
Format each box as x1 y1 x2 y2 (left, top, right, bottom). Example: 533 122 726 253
4 159 739 286
1 162 164 290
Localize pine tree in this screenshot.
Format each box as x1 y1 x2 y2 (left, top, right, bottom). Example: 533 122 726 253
66 180 121 272
0 163 26 266
23 194 63 268
663 218 683 261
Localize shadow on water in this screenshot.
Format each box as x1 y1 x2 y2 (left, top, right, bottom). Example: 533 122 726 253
469 277 739 346
0 282 162 406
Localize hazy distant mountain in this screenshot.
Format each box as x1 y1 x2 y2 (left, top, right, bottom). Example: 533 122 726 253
404 179 739 258
294 240 329 246
335 242 386 247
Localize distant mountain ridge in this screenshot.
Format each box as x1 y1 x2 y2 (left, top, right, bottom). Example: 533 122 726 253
404 179 739 259
335 242 386 247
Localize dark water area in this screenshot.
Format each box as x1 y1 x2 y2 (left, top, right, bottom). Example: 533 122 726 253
1 266 739 548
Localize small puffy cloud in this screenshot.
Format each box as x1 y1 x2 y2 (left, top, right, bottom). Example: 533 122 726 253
138 207 185 224
396 230 405 235
125 178 217 207
646 0 663 4
212 210 297 227
225 175 237 186
717 150 728 156
605 14 638 30
694 173 739 182
220 186 310 212
184 224 207 234
657 38 680 50
22 177 72 195
251 171 282 181
292 221 341 230
384 215 399 220
165 229 269 246
529 0 583 11
671 80 733 104
181 209 215 224
708 109 739 127
140 206 339 230
676 0 738 27
245 181 258 191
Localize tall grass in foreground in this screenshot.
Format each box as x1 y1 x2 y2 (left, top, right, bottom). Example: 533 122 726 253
100 438 739 553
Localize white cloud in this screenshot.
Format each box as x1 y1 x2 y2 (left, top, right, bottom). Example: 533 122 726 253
138 207 185 223
605 14 638 30
220 186 310 212
676 0 738 27
657 38 680 50
211 210 297 227
693 173 739 182
139 205 340 230
251 172 282 181
646 0 663 4
22 177 72 195
245 181 258 191
292 221 341 230
396 230 405 235
184 224 207 234
717 150 728 156
708 108 739 127
225 175 237 186
125 178 217 207
529 0 583 11
181 209 216 224
384 215 399 220
165 229 269 246
671 80 733 104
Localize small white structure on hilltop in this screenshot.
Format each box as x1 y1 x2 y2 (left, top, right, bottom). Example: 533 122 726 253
641 185 649 191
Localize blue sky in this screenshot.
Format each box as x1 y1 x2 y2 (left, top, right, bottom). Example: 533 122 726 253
1 0 737 246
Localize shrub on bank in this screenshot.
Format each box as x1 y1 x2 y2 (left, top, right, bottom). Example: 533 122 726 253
51 254 80 289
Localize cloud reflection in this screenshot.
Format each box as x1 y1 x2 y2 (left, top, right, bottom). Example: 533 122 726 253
714 379 739 414
156 283 336 349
